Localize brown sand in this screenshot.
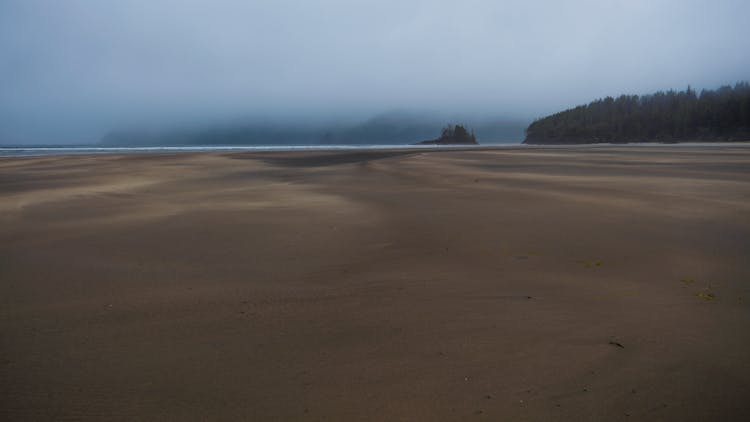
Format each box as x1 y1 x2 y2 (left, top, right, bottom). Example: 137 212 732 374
1 146 749 421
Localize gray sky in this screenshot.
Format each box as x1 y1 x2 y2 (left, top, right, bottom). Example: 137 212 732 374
1 0 749 143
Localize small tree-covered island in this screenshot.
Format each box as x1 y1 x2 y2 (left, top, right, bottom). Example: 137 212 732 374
417 124 478 145
524 82 750 144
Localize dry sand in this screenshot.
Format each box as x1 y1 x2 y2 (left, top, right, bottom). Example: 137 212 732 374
1 146 749 421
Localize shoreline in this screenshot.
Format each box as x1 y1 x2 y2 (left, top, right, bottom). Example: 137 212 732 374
3 141 750 158
0 143 501 158
0 141 750 158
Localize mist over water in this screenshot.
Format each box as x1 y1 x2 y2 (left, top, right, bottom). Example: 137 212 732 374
1 0 749 144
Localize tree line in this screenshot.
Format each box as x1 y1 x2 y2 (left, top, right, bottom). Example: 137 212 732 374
417 124 478 145
524 82 750 144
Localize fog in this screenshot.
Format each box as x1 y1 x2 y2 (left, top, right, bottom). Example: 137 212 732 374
1 0 749 144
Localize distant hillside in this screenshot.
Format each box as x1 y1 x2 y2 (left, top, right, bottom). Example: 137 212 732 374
100 112 526 146
524 82 750 144
100 126 326 147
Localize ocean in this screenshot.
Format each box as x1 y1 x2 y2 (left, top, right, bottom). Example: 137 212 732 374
0 143 511 157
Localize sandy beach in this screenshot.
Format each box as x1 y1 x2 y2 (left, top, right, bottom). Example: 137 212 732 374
1 146 749 421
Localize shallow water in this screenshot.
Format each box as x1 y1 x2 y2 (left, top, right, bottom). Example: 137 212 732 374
0 143 505 157
3 141 748 158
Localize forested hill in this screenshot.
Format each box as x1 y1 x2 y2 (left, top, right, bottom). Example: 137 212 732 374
524 83 750 144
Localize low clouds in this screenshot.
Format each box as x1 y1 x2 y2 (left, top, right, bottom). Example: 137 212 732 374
1 0 749 143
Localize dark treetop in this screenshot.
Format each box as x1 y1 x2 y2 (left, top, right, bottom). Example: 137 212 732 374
524 82 750 145
417 124 478 145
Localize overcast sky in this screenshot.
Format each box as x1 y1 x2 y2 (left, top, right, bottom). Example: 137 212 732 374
1 0 749 143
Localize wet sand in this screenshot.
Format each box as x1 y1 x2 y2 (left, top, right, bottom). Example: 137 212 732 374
1 146 749 420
